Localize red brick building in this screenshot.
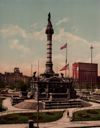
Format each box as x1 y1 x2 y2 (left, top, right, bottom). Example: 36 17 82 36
97 76 100 88
72 62 98 89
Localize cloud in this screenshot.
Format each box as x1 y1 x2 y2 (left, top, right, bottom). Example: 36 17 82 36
0 24 46 42
1 25 100 75
56 17 69 26
54 28 89 46
32 27 46 41
10 39 30 53
0 25 27 38
53 28 100 75
93 54 100 63
71 26 79 33
29 23 38 31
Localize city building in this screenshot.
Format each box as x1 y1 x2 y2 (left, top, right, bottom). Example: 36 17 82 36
97 76 100 88
0 73 5 88
2 67 30 88
72 62 98 90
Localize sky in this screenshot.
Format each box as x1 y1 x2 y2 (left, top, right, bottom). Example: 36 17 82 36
0 0 100 76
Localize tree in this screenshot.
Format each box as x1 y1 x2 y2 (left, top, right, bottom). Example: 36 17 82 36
0 80 5 89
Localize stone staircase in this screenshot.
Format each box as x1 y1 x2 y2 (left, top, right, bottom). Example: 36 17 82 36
43 99 82 109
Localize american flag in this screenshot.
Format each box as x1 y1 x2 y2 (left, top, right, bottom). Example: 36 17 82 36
60 43 67 50
60 63 69 71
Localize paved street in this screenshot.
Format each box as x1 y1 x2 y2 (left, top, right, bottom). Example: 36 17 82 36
0 119 100 128
0 98 100 128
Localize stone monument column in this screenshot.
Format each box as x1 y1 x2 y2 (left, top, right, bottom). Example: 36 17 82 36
45 13 54 76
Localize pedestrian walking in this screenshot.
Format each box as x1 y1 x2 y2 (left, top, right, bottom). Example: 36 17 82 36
67 110 69 117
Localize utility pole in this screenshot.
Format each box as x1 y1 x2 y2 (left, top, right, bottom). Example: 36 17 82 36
90 45 93 92
90 45 93 64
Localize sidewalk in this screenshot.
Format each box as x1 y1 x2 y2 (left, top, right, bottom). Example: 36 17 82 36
2 97 24 111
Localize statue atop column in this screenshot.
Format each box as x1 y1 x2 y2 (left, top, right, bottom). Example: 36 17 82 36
48 12 51 22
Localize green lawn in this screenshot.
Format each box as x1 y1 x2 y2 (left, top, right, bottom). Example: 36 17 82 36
72 109 100 121
0 111 63 124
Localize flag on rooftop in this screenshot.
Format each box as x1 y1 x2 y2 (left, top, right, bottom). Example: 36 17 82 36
60 43 67 50
60 63 69 71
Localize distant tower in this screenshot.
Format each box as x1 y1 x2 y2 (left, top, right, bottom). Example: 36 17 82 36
45 13 54 76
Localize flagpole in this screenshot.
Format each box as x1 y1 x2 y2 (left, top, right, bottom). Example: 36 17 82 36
38 60 39 76
31 64 33 76
60 43 68 75
65 43 67 77
68 64 70 77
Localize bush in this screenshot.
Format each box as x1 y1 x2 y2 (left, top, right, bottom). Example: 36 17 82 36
86 109 98 114
18 116 28 123
72 109 100 121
